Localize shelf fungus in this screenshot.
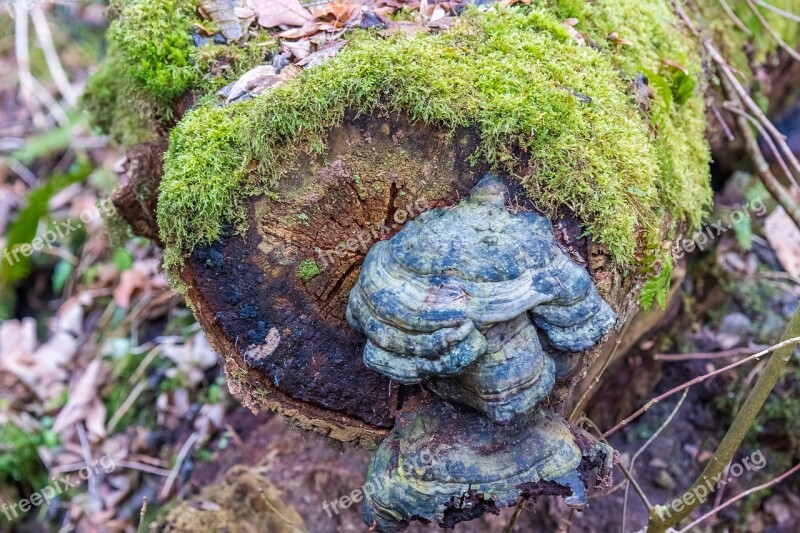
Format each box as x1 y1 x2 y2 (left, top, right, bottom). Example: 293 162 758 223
347 174 617 530
362 398 616 532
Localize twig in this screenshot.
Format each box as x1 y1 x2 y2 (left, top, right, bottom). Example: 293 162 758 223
107 380 148 434
755 0 800 23
708 40 800 182
622 390 688 532
76 422 100 513
745 0 800 62
13 1 69 127
677 462 800 532
159 432 198 499
503 498 526 533
137 497 148 533
718 0 753 34
728 100 800 225
117 460 171 477
709 99 735 141
569 314 633 421
647 307 800 532
653 344 767 361
603 336 800 438
724 102 799 189
618 462 654 512
30 5 77 105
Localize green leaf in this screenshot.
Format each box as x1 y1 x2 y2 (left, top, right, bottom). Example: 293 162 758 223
51 260 74 293
639 254 673 311
113 248 134 271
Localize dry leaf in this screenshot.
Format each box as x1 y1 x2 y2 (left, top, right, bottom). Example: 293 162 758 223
282 39 313 60
314 1 362 27
663 59 689 75
52 359 108 441
276 20 321 39
765 206 800 278
250 0 311 28
225 65 278 102
608 31 632 46
201 0 246 40
297 39 346 67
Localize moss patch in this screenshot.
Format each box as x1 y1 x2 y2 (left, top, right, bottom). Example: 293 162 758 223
81 0 276 144
159 2 711 275
297 259 321 282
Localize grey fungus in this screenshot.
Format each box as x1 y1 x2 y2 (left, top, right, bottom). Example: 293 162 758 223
347 174 618 531
346 174 616 409
362 399 604 532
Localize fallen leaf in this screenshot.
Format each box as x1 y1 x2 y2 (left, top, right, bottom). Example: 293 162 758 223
251 0 311 28
297 39 347 67
562 18 586 46
276 20 321 39
282 39 313 60
499 0 531 6
313 1 362 27
765 206 800 278
200 0 246 40
608 31 632 46
225 65 278 102
663 59 689 75
52 359 108 441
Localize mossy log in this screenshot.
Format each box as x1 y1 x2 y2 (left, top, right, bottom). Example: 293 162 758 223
83 0 800 525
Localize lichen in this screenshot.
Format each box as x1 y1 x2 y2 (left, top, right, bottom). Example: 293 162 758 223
158 2 712 277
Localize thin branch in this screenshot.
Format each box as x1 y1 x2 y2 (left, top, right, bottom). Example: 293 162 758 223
653 344 767 361
159 432 198 499
718 0 753 35
569 314 634 421
603 336 800 439
708 39 800 182
647 306 800 532
618 461 654 512
745 0 800 62
677 462 800 532
30 5 77 105
503 498 527 533
755 0 800 23
107 380 148 434
724 102 800 189
623 389 689 532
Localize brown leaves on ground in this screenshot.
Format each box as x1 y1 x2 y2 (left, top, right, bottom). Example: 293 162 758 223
251 0 312 28
212 0 469 103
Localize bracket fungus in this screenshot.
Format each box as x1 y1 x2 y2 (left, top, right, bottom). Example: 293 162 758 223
362 396 615 532
347 175 617 529
347 175 616 418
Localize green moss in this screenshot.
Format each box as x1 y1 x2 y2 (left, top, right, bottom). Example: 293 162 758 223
82 0 276 144
107 0 200 107
297 259 321 282
80 44 159 145
159 3 711 275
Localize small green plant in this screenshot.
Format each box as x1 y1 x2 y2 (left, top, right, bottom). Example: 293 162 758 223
297 260 321 282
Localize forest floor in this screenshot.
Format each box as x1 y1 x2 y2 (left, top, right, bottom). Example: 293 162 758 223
1 3 799 533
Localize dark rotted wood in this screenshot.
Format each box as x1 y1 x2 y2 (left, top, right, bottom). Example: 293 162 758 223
111 138 167 243
180 114 491 445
